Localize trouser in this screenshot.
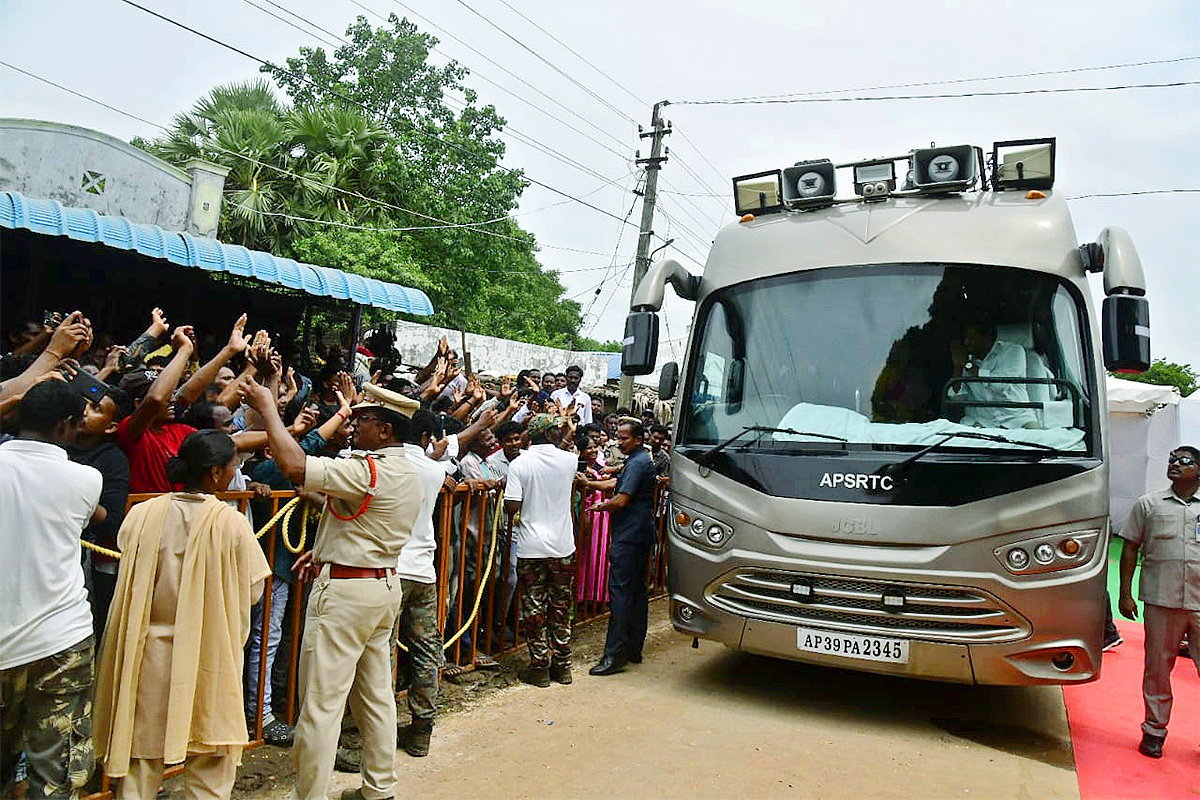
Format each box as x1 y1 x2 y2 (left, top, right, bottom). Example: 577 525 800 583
291 569 402 800
396 579 443 721
90 564 119 646
117 754 238 800
517 556 575 669
0 636 94 799
1141 603 1200 737
603 540 652 660
245 579 290 722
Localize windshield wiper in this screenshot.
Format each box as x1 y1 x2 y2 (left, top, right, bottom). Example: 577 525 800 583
698 425 847 466
885 429 1074 476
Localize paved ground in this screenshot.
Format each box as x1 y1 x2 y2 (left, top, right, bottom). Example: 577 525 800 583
237 597 1079 800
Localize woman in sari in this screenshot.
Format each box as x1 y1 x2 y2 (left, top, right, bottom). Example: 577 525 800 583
574 433 611 604
94 429 270 799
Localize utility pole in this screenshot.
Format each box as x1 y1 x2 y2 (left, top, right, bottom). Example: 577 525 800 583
618 100 671 409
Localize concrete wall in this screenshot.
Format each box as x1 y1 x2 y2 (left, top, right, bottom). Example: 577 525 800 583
392 319 616 388
0 118 226 235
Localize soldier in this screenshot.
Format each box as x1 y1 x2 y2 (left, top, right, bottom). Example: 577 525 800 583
503 413 579 687
243 381 422 800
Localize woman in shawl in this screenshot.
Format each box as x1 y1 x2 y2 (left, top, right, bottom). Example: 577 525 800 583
94 429 270 799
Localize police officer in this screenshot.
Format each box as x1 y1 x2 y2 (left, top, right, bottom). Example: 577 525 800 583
588 419 659 675
243 381 422 800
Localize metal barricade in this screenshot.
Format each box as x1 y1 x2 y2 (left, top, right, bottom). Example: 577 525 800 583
86 476 672 798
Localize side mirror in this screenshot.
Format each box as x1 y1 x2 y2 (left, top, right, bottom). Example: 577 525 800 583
1102 295 1150 373
621 311 659 376
658 361 679 400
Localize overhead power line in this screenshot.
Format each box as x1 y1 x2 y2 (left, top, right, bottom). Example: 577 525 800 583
115 0 639 230
493 0 647 109
239 0 342 49
450 0 638 126
691 55 1200 103
675 81 1200 106
380 0 631 152
0 59 620 256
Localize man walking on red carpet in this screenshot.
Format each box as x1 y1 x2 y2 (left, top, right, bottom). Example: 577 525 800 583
1117 445 1200 759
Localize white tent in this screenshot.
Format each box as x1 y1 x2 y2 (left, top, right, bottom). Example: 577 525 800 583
1106 376 1183 534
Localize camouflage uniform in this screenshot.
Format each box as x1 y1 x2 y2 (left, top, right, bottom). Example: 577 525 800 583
0 636 94 798
396 579 444 721
517 556 576 669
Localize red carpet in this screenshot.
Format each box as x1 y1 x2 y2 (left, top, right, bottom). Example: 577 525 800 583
1063 620 1200 799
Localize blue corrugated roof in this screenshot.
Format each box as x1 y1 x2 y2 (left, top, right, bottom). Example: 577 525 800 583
0 191 434 315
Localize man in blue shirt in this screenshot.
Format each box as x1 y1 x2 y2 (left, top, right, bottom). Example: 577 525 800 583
588 420 658 675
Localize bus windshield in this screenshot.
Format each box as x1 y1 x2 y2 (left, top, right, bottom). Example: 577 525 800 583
679 264 1092 455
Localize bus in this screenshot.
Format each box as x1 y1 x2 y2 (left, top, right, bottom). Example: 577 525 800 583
622 139 1151 685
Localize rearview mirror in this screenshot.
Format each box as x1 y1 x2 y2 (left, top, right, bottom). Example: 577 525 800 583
621 311 659 376
658 361 679 400
1102 295 1150 373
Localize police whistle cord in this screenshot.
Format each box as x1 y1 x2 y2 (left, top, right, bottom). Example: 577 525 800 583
397 491 503 654
80 495 312 560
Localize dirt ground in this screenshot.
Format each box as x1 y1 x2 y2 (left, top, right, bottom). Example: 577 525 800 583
227 598 1079 800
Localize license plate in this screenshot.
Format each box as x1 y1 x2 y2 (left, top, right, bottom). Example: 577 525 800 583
796 626 910 664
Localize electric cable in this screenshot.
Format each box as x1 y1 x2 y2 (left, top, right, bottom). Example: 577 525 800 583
698 54 1200 103
379 0 631 152
450 0 638 126
239 0 343 48
493 0 648 109
115 0 641 229
674 81 1200 106
0 59 624 256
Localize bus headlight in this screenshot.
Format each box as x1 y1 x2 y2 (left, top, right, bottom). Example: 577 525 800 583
672 503 735 550
995 529 1101 575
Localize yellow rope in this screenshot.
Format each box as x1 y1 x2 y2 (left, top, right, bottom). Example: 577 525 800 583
395 490 503 654
81 494 308 560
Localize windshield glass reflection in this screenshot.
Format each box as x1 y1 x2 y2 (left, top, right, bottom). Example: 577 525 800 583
679 264 1091 454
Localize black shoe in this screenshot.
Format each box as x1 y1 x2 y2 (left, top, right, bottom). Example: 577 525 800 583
588 655 628 676
549 663 573 684
399 717 433 757
629 652 643 664
1138 732 1165 758
262 717 294 747
518 665 551 687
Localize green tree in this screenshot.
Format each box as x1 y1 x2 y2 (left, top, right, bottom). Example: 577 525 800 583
1111 359 1197 397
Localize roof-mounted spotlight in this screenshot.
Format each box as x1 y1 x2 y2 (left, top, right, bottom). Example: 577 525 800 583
911 145 979 193
782 159 837 209
992 137 1056 190
853 160 896 201
732 169 784 216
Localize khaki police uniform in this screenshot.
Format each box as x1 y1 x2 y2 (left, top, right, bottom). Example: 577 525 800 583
1119 486 1200 740
292 431 423 800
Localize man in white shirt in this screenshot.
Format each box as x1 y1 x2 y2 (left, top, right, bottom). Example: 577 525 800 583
503 413 578 687
0 380 102 798
548 365 593 426
394 410 451 758
949 319 1039 429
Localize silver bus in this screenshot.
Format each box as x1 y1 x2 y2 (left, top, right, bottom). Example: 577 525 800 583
622 139 1151 685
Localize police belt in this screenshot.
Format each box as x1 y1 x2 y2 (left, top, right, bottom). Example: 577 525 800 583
323 563 395 580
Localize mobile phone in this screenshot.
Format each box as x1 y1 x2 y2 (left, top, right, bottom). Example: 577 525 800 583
67 369 109 403
435 413 446 439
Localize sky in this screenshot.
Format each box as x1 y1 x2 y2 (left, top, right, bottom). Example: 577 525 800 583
1 0 1197 368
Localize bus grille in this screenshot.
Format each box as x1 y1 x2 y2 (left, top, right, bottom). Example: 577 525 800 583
706 568 1030 643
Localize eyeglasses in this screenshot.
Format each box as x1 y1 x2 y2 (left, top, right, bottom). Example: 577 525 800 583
1167 454 1196 465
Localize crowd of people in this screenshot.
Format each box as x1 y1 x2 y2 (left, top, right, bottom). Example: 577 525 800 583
0 307 672 799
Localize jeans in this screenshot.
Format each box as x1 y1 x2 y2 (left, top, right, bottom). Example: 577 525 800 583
245 579 289 721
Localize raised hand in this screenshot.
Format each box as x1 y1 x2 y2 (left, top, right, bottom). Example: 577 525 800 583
291 404 319 436
70 317 94 360
103 345 127 374
226 313 250 353
149 307 169 338
499 377 513 399
335 371 357 405
171 325 195 351
237 376 275 412
524 375 541 392
46 311 90 360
